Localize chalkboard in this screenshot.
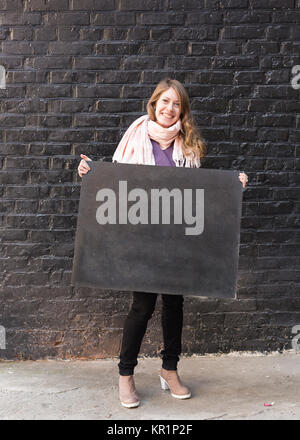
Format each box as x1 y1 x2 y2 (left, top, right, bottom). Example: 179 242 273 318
71 161 243 298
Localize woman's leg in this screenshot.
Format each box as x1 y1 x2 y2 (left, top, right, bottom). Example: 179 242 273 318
118 291 158 376
160 294 184 370
159 294 191 399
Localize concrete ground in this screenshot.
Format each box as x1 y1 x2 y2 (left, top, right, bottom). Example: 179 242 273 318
0 350 299 420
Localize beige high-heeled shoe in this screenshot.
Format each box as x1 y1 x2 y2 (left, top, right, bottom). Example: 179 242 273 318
159 368 191 399
119 375 140 408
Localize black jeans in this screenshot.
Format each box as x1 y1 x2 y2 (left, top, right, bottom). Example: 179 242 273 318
118 291 184 376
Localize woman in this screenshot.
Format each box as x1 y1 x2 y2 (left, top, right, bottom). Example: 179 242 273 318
78 78 248 408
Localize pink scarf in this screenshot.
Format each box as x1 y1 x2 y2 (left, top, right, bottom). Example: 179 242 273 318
112 114 201 168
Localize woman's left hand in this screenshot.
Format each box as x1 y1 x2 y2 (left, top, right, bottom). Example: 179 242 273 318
239 172 248 188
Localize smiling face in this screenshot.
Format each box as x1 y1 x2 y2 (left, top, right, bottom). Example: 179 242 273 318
154 87 181 128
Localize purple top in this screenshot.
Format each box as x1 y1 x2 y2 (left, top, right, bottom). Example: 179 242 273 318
151 139 175 167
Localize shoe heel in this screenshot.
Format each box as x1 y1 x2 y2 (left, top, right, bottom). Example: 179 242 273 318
160 376 169 390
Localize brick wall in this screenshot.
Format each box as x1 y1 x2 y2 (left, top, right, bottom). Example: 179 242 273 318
0 0 299 360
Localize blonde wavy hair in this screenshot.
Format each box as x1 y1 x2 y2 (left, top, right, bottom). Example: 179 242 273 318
146 78 207 161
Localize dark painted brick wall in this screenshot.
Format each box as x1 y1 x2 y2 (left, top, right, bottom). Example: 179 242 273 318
0 0 299 360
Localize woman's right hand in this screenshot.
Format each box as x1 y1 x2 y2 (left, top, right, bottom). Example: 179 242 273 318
78 154 92 177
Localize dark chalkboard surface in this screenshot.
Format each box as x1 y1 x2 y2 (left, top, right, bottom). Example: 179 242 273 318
71 161 243 298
